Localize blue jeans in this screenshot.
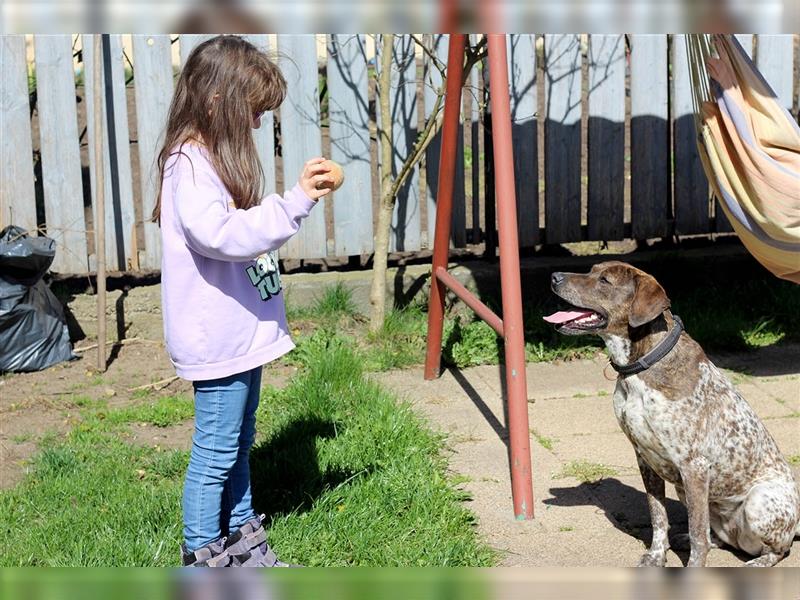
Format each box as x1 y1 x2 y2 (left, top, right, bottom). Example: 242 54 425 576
182 366 262 551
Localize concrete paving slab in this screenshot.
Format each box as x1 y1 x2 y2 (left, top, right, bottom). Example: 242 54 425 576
548 432 641 476
752 376 800 412
735 382 799 419
761 417 800 456
471 357 617 401
377 356 800 567
530 395 621 437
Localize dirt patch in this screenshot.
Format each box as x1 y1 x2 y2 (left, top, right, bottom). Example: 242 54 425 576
121 420 195 452
0 339 184 490
0 281 297 491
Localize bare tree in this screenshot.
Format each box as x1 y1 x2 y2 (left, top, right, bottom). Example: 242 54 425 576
369 35 486 332
369 33 396 332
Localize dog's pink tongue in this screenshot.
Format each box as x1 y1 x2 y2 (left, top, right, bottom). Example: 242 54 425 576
543 310 592 324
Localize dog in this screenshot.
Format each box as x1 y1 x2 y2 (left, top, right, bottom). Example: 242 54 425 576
546 261 800 567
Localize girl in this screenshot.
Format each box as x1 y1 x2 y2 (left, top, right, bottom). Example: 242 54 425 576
152 35 333 567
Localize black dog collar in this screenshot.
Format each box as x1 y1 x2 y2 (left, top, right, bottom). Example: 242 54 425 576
610 315 684 376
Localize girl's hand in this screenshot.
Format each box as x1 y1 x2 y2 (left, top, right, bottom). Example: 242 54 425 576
299 158 334 201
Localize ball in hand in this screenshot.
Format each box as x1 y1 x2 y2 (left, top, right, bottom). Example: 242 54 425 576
319 159 344 192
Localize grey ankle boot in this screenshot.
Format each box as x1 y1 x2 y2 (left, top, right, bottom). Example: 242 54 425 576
181 537 233 567
223 515 298 567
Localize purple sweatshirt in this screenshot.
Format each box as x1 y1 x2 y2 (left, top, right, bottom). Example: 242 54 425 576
159 144 316 381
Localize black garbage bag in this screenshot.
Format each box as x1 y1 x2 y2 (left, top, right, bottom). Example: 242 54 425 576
0 226 75 373
0 225 56 286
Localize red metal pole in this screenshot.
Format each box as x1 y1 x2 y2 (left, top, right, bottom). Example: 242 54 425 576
487 34 534 519
424 34 466 381
435 267 504 336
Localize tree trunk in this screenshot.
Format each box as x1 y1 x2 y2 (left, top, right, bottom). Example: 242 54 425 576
369 34 395 332
368 36 485 332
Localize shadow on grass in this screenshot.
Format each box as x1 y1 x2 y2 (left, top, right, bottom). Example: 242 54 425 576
249 415 372 524
393 265 428 310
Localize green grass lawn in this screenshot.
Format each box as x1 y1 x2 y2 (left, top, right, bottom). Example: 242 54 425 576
252 339 494 566
0 335 494 567
671 278 800 351
2 274 797 566
286 282 603 373
286 274 800 373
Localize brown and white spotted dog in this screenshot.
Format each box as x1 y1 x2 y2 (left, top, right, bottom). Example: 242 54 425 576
546 261 800 567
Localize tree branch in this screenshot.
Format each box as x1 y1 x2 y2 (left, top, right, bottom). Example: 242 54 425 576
369 34 487 331
410 34 446 79
385 38 488 200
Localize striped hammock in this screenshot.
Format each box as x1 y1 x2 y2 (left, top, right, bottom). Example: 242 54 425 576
686 34 800 283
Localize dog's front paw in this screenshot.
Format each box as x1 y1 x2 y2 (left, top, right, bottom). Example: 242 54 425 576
744 552 783 567
637 551 666 567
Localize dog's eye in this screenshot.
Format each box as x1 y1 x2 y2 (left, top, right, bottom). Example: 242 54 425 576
599 276 611 285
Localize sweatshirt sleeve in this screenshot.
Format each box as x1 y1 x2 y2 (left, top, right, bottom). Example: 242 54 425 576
173 151 317 262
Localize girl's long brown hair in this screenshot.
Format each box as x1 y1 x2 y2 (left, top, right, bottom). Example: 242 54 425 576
151 35 286 223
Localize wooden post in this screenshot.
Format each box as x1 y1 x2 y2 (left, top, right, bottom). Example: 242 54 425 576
630 35 670 240
0 36 37 233
34 35 88 273
93 34 107 371
278 35 326 259
543 34 582 244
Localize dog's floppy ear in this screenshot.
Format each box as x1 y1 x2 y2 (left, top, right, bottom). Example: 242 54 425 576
630 274 670 328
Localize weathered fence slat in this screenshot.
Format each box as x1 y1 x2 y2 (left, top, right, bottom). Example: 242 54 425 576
756 35 794 112
587 34 625 241
672 35 710 235
544 34 582 244
469 34 481 244
507 34 538 247
383 35 421 253
0 35 37 233
132 34 174 270
630 35 670 239
242 35 277 201
327 34 374 256
34 35 88 273
7 33 799 276
180 34 214 66
83 34 136 272
425 34 466 249
279 35 326 259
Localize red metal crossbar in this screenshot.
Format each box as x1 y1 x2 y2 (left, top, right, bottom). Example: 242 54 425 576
424 34 534 520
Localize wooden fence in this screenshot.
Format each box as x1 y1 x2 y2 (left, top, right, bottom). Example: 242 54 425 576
0 34 798 275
